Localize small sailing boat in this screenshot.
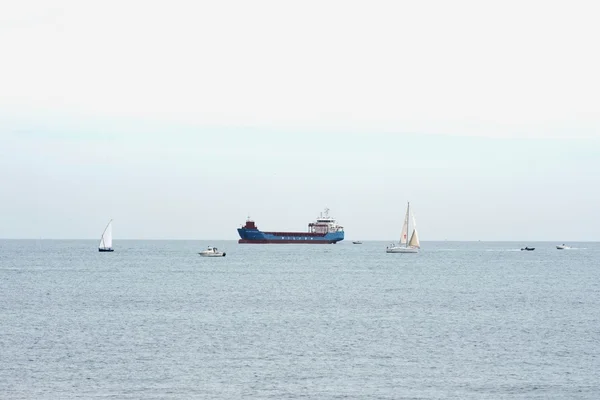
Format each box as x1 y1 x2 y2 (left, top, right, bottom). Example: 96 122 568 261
386 202 420 253
98 219 114 252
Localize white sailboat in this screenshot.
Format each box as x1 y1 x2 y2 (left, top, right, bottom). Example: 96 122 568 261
98 219 114 252
386 202 420 253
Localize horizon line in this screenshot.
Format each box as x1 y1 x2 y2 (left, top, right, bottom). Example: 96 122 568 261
1 238 597 243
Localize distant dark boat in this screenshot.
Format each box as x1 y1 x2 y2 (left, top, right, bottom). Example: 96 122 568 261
521 247 535 251
352 241 363 244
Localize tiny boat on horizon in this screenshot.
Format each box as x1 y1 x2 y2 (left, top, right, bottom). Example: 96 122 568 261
556 244 571 250
98 219 114 252
352 241 363 244
521 247 535 251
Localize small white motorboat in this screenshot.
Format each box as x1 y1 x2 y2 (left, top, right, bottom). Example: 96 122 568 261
556 244 571 250
352 241 363 244
199 246 226 257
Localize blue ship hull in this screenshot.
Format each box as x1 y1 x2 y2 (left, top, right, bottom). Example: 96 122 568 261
238 228 344 244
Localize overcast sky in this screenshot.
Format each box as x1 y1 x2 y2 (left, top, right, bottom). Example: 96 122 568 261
1 0 599 241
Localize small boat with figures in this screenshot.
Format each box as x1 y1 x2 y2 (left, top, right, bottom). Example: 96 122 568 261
352 241 363 244
98 219 114 252
199 246 226 257
521 247 535 251
556 244 571 250
386 202 420 253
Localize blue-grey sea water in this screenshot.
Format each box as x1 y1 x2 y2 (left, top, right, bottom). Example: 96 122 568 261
1 240 599 399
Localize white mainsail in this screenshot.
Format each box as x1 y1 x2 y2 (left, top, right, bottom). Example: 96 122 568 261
400 207 409 244
99 220 113 250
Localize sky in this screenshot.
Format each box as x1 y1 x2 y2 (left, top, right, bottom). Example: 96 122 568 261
0 0 599 241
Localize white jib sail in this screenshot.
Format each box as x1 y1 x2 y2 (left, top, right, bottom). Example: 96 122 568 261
99 220 113 249
408 215 420 248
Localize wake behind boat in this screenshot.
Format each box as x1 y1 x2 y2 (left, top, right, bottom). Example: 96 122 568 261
386 202 420 254
199 246 226 257
98 219 114 252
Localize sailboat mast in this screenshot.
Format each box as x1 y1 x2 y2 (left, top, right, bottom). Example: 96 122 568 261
406 202 409 247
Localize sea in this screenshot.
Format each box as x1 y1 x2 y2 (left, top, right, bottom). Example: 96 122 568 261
1 240 599 399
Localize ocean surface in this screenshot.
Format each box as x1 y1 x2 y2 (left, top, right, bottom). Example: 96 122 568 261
1 240 599 399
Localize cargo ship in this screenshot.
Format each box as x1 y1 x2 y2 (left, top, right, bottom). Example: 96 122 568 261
237 208 344 244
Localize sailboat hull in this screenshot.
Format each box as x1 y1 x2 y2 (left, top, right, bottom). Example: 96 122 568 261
386 246 418 253
99 248 114 252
